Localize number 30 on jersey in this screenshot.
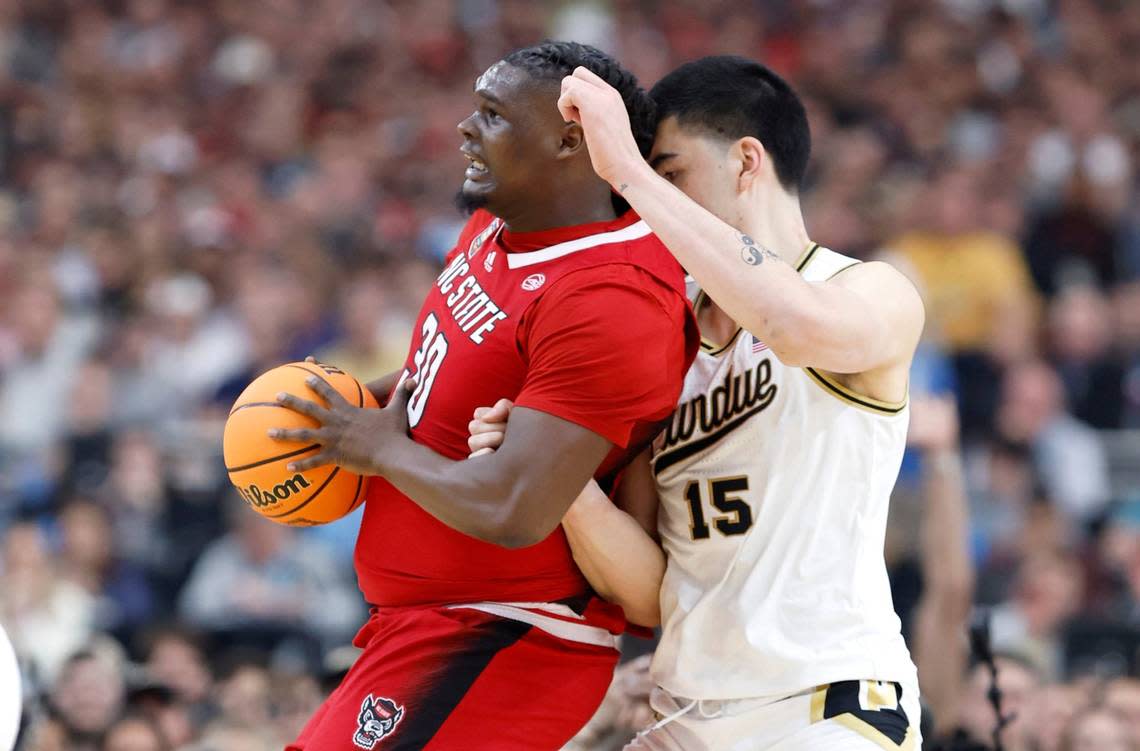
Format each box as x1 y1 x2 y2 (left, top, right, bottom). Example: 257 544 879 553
405 312 449 428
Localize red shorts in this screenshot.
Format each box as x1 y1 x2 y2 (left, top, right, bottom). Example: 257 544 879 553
287 602 620 750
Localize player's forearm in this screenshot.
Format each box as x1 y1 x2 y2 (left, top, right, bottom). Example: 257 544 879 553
617 164 890 371
562 481 665 627
920 449 974 613
914 448 974 734
375 437 583 549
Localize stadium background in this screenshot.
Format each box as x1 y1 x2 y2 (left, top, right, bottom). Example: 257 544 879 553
0 0 1138 749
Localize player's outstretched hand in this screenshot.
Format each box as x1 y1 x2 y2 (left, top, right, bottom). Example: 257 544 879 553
906 393 960 453
558 66 646 189
467 398 513 458
269 377 416 475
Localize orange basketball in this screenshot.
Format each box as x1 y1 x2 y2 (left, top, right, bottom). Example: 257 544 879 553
223 361 379 526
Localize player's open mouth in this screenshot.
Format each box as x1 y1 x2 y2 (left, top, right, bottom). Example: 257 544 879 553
463 151 489 180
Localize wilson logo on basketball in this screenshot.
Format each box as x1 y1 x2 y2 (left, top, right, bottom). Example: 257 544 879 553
238 473 312 508
522 273 545 291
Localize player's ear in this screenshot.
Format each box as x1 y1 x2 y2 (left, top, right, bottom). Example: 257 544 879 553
735 136 766 191
557 121 585 159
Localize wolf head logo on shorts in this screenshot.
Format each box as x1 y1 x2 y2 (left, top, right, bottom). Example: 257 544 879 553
352 694 404 749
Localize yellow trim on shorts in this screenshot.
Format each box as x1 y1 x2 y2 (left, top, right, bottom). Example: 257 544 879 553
865 681 899 712
810 685 828 723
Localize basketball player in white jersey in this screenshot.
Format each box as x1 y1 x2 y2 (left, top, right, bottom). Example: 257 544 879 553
470 56 925 750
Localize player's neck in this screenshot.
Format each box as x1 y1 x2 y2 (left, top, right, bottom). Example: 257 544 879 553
697 298 739 344
498 193 617 234
738 189 811 264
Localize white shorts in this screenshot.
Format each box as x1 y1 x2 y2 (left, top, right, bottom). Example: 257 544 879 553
625 679 922 751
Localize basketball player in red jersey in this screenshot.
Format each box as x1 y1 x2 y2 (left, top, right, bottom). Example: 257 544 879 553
270 42 698 750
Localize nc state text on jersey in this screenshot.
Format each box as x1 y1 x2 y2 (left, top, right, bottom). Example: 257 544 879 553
435 253 509 344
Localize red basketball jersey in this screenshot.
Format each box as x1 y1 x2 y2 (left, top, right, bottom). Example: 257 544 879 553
356 209 698 608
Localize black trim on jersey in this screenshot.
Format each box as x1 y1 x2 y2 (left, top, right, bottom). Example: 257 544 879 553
654 401 770 475
698 327 744 356
804 367 907 414
389 617 532 749
795 243 821 272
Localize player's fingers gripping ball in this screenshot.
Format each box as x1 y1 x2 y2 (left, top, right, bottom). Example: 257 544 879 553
223 361 378 526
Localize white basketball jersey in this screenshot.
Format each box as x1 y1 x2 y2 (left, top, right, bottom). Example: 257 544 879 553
650 244 918 701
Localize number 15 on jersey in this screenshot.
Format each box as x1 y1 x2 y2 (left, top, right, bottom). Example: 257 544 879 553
685 476 754 540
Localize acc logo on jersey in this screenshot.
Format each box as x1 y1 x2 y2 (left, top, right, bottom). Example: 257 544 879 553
353 694 404 749
522 273 546 291
484 250 497 273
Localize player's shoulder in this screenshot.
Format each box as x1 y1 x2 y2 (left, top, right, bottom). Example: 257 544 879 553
831 257 921 301
447 210 501 263
831 257 926 336
607 216 688 291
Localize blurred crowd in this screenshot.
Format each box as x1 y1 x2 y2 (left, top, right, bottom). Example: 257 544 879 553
0 0 1138 749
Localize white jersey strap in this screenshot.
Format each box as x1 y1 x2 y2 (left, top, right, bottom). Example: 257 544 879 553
798 244 860 282
445 601 620 649
505 221 651 270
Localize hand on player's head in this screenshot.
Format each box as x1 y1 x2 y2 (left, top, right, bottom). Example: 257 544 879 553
467 398 513 457
556 66 644 188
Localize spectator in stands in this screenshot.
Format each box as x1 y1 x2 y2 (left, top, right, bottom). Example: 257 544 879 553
143 273 248 411
990 551 1085 680
315 270 409 385
1024 682 1081 751
888 168 1038 356
101 715 169 751
44 646 126 751
969 438 1039 591
0 522 95 684
177 505 362 646
97 430 170 582
1047 283 1126 429
1114 281 1140 428
0 274 99 459
140 627 215 724
1060 706 1133 751
951 655 1040 751
1105 678 1140 750
214 660 272 736
997 360 1111 520
57 499 155 633
61 357 116 495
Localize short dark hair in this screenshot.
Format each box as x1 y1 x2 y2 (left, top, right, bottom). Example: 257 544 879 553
503 41 655 215
650 56 811 192
504 41 656 157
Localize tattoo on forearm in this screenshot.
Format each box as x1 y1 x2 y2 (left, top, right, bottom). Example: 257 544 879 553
738 233 780 266
619 183 628 194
